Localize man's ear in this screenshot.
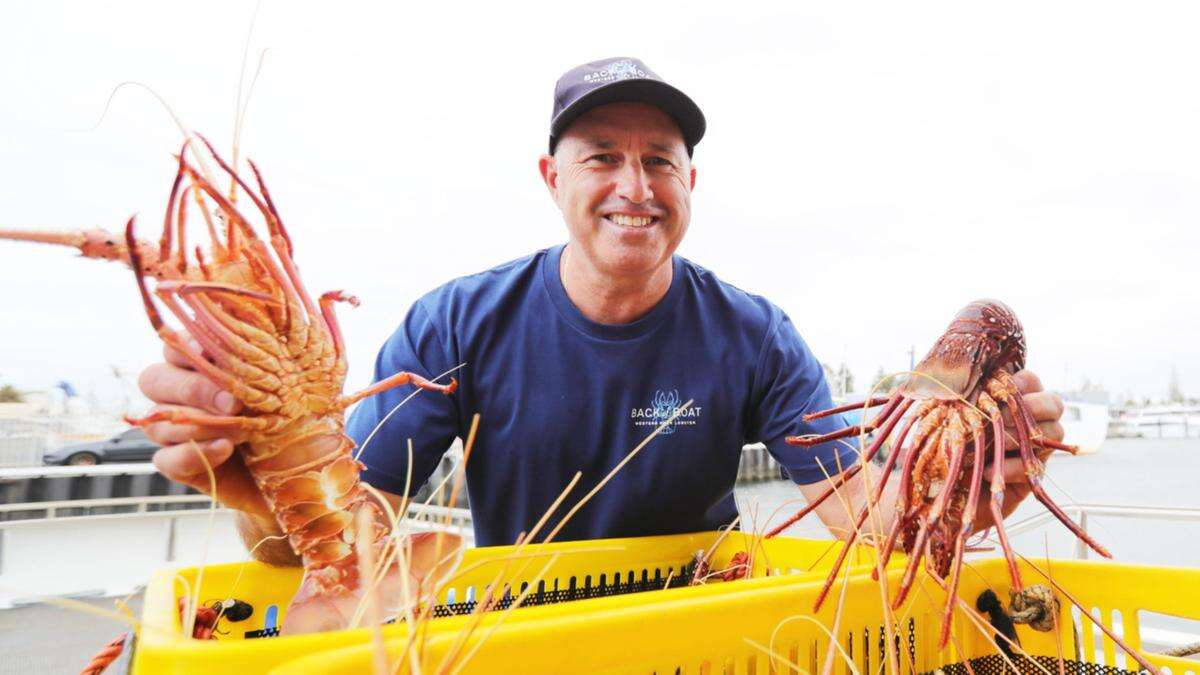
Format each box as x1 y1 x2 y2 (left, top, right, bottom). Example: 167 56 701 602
689 164 697 191
538 154 559 201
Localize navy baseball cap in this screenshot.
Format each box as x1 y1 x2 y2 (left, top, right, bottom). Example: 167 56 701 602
549 57 706 156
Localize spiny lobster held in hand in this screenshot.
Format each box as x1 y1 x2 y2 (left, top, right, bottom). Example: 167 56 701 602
0 137 458 634
765 300 1110 647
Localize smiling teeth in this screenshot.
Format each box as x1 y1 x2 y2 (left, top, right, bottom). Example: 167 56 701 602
609 214 654 228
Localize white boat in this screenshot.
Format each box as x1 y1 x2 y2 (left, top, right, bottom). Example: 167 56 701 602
1109 404 1200 439
1060 399 1109 454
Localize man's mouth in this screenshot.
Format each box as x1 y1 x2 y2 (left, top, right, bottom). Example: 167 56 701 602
603 214 659 229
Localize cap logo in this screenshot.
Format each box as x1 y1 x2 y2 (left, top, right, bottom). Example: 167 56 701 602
582 59 647 84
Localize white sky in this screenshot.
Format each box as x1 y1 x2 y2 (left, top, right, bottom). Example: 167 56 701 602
1 1 1197 409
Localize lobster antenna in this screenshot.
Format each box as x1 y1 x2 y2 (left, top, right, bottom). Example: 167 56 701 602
77 81 219 187
80 81 185 137
230 0 266 204
233 49 270 171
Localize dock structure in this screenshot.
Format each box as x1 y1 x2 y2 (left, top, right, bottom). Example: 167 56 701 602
737 444 784 483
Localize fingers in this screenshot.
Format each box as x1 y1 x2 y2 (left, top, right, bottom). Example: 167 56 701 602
998 387 1064 453
152 440 271 517
1022 390 1064 423
153 438 236 483
1037 420 1064 444
139 362 240 415
1000 420 1063 451
999 457 1036 502
1012 370 1043 394
163 342 196 369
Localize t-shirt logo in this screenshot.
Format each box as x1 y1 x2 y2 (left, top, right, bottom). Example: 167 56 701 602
630 389 702 435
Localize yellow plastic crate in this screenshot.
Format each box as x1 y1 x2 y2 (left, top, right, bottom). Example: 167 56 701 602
131 531 885 674
271 558 1200 675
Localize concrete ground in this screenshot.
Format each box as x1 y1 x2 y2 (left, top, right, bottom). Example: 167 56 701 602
0 593 142 674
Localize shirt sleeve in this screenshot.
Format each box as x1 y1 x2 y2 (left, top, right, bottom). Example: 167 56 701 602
749 312 860 485
346 299 462 496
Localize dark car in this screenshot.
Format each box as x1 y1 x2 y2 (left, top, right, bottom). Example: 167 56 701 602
43 427 161 466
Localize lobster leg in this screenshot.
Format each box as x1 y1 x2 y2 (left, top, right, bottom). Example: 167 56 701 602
164 279 284 345
129 407 265 431
153 289 235 370
927 407 968 525
938 413 987 648
196 135 292 256
246 159 294 256
872 401 927 500
897 516 931 607
173 292 285 373
1005 391 1112 558
766 398 914 539
874 421 943 579
979 393 1023 589
192 137 322 328
319 291 360 362
193 294 288 365
337 371 458 410
894 420 961 609
188 186 225 261
811 409 916 610
127 220 280 411
894 523 935 609
208 165 320 323
1003 374 1078 455
155 284 295 400
158 142 189 264
813 507 869 611
786 393 904 447
802 395 895 421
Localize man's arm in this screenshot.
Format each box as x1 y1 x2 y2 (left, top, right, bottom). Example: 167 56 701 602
236 512 299 566
799 370 1066 540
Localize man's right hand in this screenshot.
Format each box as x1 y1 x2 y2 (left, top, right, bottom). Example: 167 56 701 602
138 344 272 520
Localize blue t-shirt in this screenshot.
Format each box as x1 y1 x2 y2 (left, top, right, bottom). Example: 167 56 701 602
346 245 854 547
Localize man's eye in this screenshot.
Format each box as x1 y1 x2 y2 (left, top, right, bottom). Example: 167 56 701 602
589 154 617 164
645 157 672 167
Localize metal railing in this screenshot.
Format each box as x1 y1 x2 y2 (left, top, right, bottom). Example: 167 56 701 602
0 495 473 575
1003 502 1200 559
0 463 162 480
0 494 471 530
0 494 212 520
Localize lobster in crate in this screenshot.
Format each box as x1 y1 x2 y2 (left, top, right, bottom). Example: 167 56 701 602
767 300 1109 646
1 137 459 634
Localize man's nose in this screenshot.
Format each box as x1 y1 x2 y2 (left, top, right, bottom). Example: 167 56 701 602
613 160 652 203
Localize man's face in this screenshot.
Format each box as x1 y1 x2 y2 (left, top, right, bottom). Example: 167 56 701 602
540 102 696 278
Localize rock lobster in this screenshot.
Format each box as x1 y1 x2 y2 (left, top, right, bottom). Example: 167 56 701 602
0 137 458 634
766 299 1110 647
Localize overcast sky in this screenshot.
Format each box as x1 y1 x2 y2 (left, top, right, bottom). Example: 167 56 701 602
1 1 1197 410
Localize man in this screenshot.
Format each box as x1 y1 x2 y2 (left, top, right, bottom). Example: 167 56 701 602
140 57 1065 560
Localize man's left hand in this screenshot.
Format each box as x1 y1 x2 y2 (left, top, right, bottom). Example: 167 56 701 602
971 369 1066 532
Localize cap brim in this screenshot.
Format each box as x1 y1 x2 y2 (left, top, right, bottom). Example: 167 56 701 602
549 79 706 155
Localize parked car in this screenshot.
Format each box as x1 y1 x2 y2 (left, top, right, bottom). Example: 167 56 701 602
43 427 161 465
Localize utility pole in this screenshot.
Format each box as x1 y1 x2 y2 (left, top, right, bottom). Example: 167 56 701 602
908 345 915 371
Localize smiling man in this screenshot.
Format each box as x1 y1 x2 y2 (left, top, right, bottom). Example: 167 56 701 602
141 57 1066 554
